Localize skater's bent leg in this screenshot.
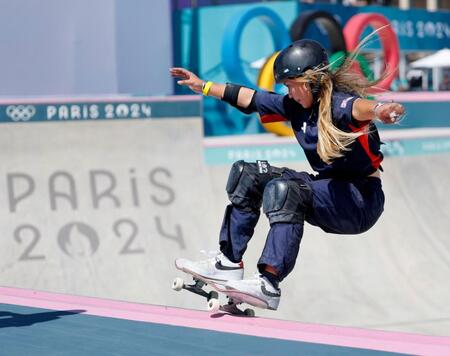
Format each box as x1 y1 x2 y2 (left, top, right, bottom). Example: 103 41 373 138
258 178 312 282
258 223 303 284
219 204 259 263
219 160 282 263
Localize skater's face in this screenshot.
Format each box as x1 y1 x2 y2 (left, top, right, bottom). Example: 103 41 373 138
284 79 314 109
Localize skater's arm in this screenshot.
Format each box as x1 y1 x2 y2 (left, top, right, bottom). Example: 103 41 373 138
170 67 255 113
352 99 405 124
170 67 303 120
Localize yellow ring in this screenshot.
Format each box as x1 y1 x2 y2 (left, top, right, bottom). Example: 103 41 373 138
257 52 294 137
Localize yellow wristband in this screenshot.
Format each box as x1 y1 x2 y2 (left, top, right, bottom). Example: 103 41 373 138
202 81 213 96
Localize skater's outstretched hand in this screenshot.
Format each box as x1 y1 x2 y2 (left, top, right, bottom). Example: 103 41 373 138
170 67 204 94
375 102 405 124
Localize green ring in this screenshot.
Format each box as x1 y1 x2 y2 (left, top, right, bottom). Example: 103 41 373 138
329 51 374 82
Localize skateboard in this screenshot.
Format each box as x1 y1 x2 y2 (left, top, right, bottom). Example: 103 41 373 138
173 258 268 316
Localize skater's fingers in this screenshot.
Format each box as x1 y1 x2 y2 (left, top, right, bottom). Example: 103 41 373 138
170 71 189 80
173 72 189 77
388 104 405 122
170 67 191 77
170 67 189 72
376 102 406 124
388 103 404 113
395 104 405 114
177 79 194 86
171 73 189 80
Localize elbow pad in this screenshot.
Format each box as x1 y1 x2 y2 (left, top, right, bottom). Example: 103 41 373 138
222 83 257 115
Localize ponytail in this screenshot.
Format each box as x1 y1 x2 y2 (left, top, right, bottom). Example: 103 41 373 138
316 75 363 164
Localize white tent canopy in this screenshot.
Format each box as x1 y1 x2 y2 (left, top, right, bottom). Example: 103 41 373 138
410 48 450 68
410 48 450 91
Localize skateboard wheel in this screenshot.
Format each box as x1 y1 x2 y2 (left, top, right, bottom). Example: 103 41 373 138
207 298 220 313
244 308 255 317
172 277 184 291
208 291 219 300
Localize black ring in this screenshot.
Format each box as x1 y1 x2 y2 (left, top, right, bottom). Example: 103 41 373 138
289 10 347 54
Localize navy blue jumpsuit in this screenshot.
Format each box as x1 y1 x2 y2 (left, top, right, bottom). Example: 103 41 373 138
219 90 385 281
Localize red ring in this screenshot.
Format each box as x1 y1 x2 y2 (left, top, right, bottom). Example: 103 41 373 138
343 13 399 92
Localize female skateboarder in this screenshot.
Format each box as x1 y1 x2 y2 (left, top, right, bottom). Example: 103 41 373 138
170 39 405 311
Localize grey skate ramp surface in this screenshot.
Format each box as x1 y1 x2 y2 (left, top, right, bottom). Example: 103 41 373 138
288 153 450 336
1 106 449 337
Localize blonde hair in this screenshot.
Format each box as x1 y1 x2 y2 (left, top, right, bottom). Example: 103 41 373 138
294 29 388 164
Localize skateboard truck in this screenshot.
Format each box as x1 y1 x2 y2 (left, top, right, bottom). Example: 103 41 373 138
172 277 219 301
220 298 255 316
172 277 255 316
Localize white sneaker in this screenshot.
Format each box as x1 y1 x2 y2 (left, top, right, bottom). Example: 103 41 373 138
225 274 281 310
176 252 244 283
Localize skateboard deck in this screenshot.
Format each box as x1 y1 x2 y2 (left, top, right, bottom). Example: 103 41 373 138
173 258 268 316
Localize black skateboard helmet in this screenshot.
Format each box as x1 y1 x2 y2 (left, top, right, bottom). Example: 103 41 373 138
274 39 329 83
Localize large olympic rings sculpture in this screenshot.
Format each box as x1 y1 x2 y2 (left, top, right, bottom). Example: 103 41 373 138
221 8 400 136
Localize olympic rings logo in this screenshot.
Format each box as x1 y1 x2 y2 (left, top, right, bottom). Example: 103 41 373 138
221 8 400 136
6 105 36 121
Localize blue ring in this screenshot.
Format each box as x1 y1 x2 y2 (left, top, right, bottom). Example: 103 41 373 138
221 7 290 88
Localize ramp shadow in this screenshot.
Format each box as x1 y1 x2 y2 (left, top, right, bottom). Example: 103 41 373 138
0 309 85 328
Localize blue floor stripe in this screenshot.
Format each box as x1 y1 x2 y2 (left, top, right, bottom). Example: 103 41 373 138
0 304 406 356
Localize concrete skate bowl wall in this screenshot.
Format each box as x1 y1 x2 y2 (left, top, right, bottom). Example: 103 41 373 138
2 95 450 337
0 95 225 307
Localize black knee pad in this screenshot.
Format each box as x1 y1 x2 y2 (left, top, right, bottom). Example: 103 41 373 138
226 160 280 211
262 178 312 224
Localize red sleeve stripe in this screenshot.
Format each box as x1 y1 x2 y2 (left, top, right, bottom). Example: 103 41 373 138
350 125 383 170
260 114 288 123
